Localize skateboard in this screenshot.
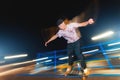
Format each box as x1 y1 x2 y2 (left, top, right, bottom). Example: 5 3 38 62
57 62 89 80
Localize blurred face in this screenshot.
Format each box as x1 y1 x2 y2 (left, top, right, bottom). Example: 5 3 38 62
58 22 66 30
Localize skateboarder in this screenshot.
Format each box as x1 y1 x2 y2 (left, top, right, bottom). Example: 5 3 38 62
45 17 94 76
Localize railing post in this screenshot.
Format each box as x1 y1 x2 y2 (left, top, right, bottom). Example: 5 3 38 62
99 43 114 69
54 50 57 72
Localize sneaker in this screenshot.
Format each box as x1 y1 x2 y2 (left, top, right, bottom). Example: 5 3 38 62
64 66 72 76
82 68 90 77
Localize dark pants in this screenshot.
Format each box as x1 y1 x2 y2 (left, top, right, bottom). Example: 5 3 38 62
67 39 86 70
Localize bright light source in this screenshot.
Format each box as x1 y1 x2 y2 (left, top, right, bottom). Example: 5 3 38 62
32 57 48 61
91 31 114 40
59 56 68 60
106 48 120 52
82 49 99 54
44 60 52 62
4 54 28 59
108 42 120 46
0 58 51 69
0 60 34 69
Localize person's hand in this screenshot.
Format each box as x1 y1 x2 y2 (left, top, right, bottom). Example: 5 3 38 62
88 18 94 24
45 41 48 47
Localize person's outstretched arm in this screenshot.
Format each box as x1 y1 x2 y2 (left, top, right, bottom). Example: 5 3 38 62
77 18 94 27
45 34 58 47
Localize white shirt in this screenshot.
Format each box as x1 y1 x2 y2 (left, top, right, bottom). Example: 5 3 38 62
57 22 82 43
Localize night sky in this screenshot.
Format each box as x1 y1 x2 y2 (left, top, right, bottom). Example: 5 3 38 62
0 0 120 60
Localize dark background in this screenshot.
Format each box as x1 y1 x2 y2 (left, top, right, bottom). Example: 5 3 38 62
0 0 120 60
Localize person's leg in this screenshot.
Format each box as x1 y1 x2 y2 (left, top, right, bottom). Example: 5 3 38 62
64 43 74 76
67 43 75 66
74 40 87 73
